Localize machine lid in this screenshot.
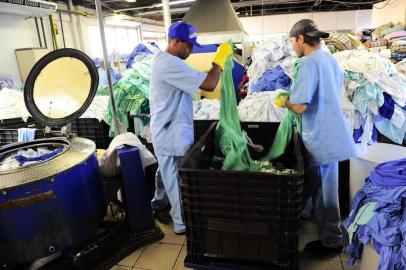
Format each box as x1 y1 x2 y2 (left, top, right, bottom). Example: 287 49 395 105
24 48 99 127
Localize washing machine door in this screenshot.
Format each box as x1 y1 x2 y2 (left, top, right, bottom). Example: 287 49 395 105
24 48 99 127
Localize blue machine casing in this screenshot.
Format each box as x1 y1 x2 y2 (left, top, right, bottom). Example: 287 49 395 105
118 147 156 234
0 154 106 265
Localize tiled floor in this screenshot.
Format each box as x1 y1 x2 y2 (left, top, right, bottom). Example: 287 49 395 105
111 220 361 270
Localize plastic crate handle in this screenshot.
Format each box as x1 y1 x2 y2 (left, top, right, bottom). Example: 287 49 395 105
208 219 269 236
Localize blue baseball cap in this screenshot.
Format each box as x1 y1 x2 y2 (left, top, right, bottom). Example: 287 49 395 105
168 21 202 48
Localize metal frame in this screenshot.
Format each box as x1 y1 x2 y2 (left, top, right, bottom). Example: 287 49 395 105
95 0 121 136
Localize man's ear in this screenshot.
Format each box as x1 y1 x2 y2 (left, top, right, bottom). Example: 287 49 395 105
298 35 304 44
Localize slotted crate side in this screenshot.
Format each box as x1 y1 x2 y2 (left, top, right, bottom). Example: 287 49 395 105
185 220 300 269
0 117 42 129
194 120 216 141
179 122 304 270
70 118 111 149
183 208 302 232
0 129 44 147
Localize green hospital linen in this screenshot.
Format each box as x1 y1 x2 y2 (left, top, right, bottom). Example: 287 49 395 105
216 55 260 172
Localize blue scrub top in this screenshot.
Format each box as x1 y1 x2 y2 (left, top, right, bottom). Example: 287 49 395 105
150 51 207 156
290 49 356 165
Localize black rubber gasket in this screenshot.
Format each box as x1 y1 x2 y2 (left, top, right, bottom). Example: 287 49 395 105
24 48 99 127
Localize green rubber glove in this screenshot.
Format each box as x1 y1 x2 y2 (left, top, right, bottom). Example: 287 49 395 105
213 43 233 70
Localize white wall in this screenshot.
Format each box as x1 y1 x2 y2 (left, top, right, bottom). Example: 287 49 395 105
0 14 41 80
0 5 165 81
0 12 77 80
372 0 406 27
239 9 373 41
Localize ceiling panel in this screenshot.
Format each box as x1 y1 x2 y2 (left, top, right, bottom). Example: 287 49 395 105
65 0 386 21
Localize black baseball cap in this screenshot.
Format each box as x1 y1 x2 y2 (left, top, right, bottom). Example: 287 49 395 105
290 19 329 39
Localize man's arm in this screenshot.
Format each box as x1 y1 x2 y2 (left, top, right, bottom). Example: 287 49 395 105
199 64 222 92
286 99 308 114
199 43 233 92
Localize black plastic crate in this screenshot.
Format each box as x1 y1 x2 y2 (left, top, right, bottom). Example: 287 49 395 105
377 132 406 147
70 118 111 149
194 120 216 141
178 121 305 270
0 129 44 147
0 117 43 129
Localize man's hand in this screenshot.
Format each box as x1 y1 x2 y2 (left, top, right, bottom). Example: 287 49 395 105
274 92 289 108
213 43 233 70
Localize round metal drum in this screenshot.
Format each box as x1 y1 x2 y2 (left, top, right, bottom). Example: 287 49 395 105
0 49 106 265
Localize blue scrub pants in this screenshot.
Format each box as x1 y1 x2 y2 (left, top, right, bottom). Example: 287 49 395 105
303 162 343 248
151 154 185 234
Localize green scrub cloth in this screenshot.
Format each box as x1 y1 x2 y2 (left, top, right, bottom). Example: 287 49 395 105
346 202 376 241
261 58 304 161
216 56 260 172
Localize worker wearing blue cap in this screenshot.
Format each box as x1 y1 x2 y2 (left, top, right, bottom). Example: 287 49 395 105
149 21 232 234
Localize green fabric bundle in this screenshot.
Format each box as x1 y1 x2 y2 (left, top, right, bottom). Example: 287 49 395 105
104 55 154 136
216 55 260 172
261 58 304 161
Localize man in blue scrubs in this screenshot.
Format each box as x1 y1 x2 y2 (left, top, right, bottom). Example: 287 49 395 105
284 19 357 254
149 21 232 234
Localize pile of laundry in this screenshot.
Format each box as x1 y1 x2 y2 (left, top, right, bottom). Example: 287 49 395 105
334 49 406 147
0 147 63 171
104 55 154 138
255 160 297 174
80 96 109 121
193 99 220 120
192 91 288 123
247 36 297 93
238 90 287 122
325 32 362 54
0 88 30 120
126 42 160 69
363 22 406 62
0 74 22 91
93 57 122 89
344 158 406 270
250 66 291 93
391 39 406 61
397 59 406 76
0 87 109 123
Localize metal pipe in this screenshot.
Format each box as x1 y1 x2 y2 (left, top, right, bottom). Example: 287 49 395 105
162 0 171 39
139 24 143 42
40 18 48 48
67 0 80 49
49 15 57 50
135 7 188 16
58 9 96 17
35 18 42 47
114 0 314 13
59 12 66 48
95 0 121 136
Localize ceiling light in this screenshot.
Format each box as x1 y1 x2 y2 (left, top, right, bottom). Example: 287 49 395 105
126 0 136 2
153 0 195 8
169 0 195 5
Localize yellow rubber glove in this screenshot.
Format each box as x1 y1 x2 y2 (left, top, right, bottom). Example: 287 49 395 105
274 92 289 108
213 43 233 70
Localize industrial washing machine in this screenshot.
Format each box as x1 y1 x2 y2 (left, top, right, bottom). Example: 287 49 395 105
0 49 163 269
